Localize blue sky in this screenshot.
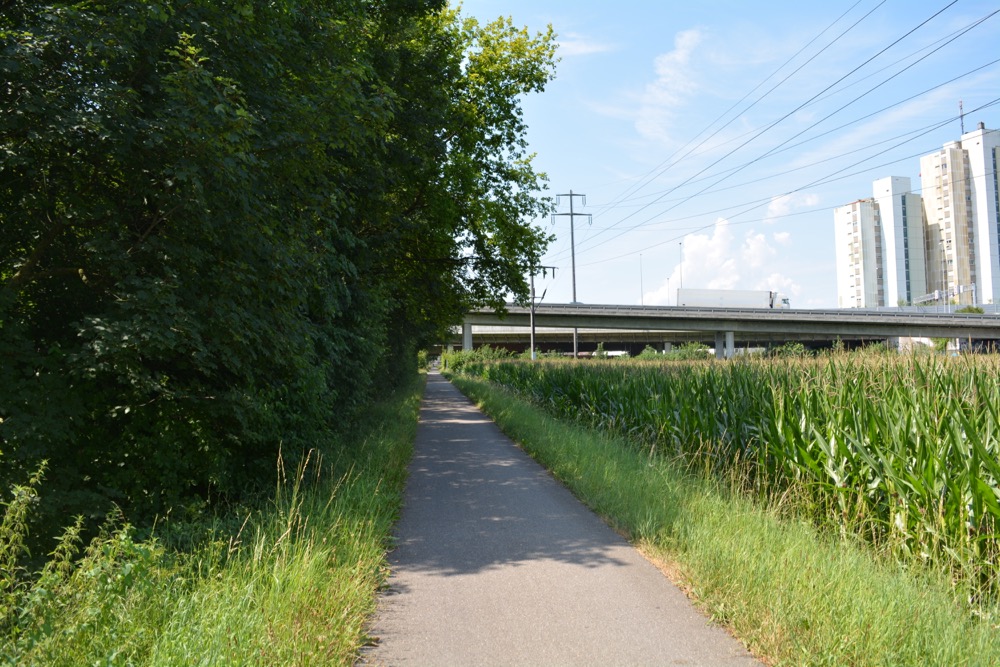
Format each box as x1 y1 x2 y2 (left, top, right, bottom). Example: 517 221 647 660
458 0 1000 308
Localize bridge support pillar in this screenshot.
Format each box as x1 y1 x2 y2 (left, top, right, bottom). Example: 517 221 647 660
663 342 672 353
463 321 473 351
715 331 735 359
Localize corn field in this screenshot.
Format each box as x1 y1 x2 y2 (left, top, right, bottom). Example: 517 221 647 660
456 354 1000 598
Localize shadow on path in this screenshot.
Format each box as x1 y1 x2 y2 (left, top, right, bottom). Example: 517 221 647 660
362 372 759 666
391 373 630 577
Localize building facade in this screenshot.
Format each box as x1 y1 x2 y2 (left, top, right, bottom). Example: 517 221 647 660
872 176 927 306
920 141 977 305
834 198 882 308
962 122 1000 304
835 122 998 308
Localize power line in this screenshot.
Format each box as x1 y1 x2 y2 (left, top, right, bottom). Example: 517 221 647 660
574 0 959 253
581 79 999 218
586 0 884 223
546 1 978 265
674 7 1000 206
543 92 984 264
576 97 1000 268
580 55 1000 213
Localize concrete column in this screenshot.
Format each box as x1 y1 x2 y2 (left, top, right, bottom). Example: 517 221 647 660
462 321 473 351
725 331 735 359
663 342 672 353
714 332 725 360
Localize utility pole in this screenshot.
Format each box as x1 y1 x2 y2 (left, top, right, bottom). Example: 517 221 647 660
528 265 557 361
552 191 590 358
639 254 644 306
679 241 683 290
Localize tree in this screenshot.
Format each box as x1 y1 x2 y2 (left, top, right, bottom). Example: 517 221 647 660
1 1 557 524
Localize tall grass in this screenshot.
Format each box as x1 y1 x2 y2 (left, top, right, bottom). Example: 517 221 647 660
456 355 1000 604
0 375 422 666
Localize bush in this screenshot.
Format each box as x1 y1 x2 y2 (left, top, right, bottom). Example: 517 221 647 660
665 342 711 361
441 345 513 372
636 345 661 360
770 341 810 358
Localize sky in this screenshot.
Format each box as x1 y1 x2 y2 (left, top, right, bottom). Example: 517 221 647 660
457 0 1000 308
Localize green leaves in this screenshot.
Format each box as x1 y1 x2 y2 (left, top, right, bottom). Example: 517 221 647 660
1 1 556 530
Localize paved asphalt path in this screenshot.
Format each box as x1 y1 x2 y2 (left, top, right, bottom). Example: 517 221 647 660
362 372 759 666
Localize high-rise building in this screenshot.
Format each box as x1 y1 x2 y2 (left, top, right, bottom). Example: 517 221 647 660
834 198 882 308
872 176 927 306
920 141 977 305
962 122 1000 304
834 123 998 308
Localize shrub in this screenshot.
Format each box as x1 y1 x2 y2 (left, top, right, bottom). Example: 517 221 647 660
636 345 661 360
665 342 711 361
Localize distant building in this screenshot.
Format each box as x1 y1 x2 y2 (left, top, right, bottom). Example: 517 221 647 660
920 141 977 305
834 122 998 307
834 198 882 308
872 176 927 306
962 122 1000 304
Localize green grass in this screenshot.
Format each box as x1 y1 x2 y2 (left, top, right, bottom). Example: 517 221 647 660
448 371 1000 666
1 374 422 666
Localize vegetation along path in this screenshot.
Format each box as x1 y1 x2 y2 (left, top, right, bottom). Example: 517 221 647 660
363 372 758 666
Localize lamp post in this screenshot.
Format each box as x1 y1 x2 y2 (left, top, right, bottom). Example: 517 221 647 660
679 241 683 291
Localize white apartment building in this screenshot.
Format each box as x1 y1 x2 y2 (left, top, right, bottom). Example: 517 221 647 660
962 122 1000 304
920 141 977 305
872 176 927 306
835 122 998 309
834 198 882 308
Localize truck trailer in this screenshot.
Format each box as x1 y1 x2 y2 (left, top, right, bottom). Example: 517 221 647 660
676 288 790 309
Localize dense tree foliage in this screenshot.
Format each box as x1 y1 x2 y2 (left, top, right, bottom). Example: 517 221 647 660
0 0 556 522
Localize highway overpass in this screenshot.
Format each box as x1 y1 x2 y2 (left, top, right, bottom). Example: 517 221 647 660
460 303 1000 358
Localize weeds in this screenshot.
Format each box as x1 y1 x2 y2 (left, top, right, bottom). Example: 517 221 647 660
0 374 422 665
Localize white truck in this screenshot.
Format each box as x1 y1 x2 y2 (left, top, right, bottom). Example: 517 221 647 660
677 288 790 309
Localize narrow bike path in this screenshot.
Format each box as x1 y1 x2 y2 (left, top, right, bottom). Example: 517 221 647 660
363 372 758 666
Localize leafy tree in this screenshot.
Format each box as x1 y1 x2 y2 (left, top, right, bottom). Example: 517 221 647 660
1 1 557 526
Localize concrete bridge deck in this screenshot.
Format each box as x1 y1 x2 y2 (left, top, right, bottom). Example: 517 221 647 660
460 303 1000 357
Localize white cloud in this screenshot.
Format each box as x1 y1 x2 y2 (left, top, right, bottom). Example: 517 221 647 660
634 29 703 144
761 272 801 298
773 231 791 245
741 231 774 269
765 192 819 223
642 217 801 305
557 33 615 57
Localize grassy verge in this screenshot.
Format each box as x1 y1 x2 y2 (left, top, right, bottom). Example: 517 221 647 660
1 374 423 666
448 372 1000 667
